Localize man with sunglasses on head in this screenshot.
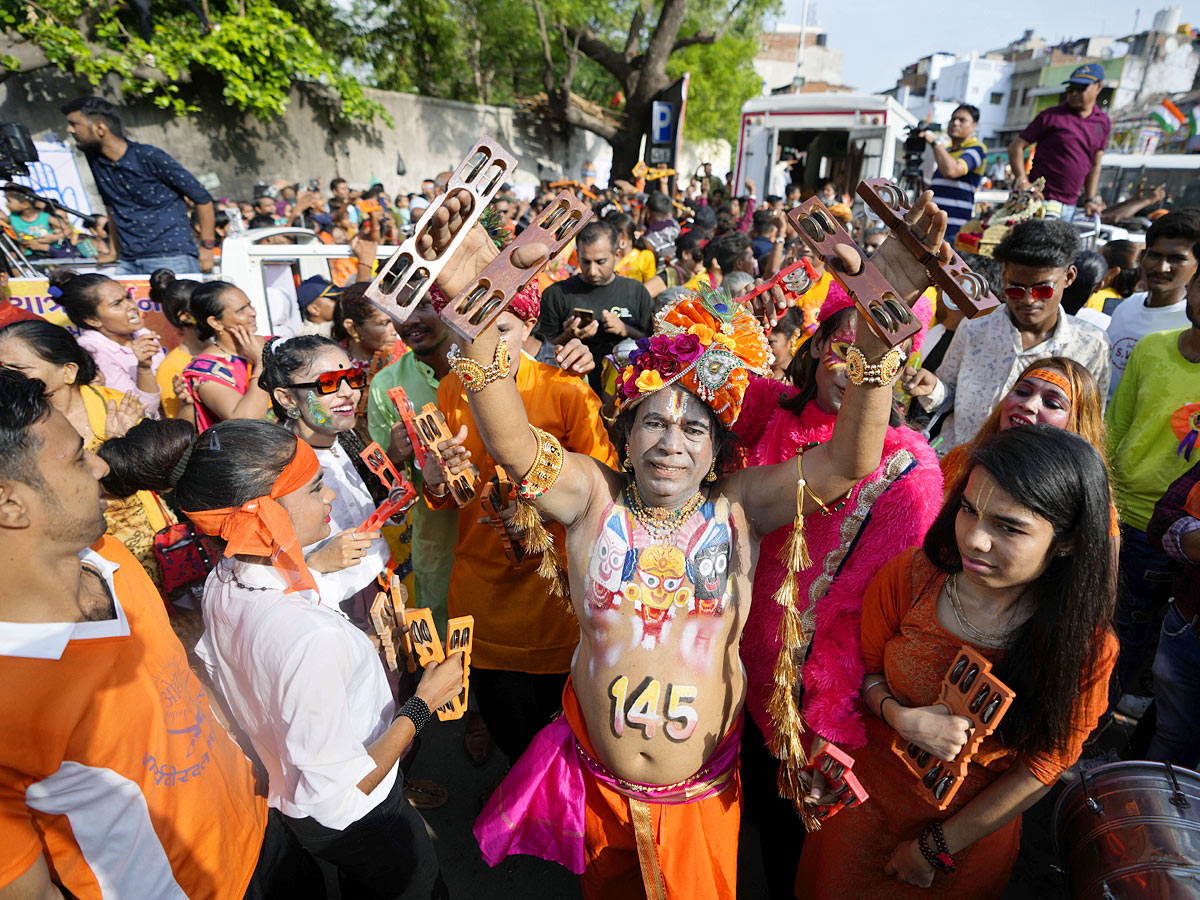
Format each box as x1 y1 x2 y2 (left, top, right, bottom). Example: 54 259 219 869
1008 63 1111 221
903 219 1111 453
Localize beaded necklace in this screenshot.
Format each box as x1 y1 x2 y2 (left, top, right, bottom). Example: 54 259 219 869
625 480 705 540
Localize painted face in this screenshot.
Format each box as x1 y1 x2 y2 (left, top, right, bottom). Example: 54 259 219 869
628 386 715 505
690 538 730 610
284 346 359 435
999 372 1072 430
810 315 856 414
955 467 1059 592
623 544 693 641
87 280 143 336
587 509 633 611
276 469 335 548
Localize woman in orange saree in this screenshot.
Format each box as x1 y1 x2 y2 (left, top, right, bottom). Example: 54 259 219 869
796 424 1118 899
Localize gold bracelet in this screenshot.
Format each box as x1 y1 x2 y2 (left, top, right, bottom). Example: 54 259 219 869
518 425 564 500
845 346 903 386
448 339 511 393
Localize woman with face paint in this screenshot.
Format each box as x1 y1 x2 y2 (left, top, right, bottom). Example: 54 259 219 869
732 289 943 895
258 334 447 806
797 426 1117 899
257 335 395 607
938 357 1104 493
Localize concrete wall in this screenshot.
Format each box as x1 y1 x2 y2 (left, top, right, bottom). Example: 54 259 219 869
0 68 621 203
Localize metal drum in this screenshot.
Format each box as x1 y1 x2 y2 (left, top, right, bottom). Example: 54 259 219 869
1053 760 1200 899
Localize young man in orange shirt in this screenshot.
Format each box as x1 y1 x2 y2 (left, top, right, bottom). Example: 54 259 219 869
0 368 320 900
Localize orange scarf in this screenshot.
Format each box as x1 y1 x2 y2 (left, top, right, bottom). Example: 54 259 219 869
185 439 321 594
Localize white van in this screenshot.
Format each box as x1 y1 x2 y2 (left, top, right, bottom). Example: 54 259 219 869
734 93 919 198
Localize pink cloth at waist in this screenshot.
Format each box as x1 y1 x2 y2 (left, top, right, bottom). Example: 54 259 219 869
473 680 743 874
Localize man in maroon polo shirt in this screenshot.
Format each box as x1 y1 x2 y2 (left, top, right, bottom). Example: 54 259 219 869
1008 63 1111 223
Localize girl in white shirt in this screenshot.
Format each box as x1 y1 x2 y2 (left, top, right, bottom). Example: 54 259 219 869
257 335 394 615
141 419 462 899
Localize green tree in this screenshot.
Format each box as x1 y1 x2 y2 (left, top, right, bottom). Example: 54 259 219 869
523 0 775 178
0 0 384 123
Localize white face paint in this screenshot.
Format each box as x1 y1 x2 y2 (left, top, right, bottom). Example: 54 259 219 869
666 389 688 423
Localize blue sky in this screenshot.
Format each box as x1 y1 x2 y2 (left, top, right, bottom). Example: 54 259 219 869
777 1 1197 93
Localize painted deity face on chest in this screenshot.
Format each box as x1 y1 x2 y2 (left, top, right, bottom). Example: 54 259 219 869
584 495 734 660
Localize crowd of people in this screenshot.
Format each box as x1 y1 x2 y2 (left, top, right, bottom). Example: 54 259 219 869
1 88 1198 900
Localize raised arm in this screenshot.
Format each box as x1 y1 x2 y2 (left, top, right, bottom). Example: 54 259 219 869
421 192 610 528
734 192 949 538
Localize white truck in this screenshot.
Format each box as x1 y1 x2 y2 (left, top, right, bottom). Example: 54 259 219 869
733 92 919 199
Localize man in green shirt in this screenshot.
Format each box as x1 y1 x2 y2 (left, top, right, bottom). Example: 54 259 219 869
1107 263 1200 696
367 295 459 619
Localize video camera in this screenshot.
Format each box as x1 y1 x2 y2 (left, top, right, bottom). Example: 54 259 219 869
901 122 941 179
0 123 38 178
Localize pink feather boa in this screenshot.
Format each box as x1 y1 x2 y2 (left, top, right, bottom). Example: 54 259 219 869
734 376 943 749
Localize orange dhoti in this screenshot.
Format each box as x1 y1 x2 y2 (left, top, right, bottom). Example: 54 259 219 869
475 678 743 900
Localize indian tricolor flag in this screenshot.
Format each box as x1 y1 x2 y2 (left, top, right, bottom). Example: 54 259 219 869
1190 105 1200 138
1151 99 1186 133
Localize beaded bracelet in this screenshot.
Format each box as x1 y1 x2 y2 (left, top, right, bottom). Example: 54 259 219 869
918 823 956 874
448 339 511 393
518 425 565 500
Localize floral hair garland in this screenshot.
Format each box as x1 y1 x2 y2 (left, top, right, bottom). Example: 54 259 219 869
615 289 772 428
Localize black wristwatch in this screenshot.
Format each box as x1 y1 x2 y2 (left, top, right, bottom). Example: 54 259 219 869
396 696 432 733
200 239 217 249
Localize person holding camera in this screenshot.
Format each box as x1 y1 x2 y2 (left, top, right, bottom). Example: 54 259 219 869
924 104 987 243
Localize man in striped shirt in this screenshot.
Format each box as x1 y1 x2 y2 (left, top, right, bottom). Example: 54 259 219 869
924 104 986 242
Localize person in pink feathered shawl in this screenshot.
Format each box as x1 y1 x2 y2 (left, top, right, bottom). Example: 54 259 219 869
733 282 944 897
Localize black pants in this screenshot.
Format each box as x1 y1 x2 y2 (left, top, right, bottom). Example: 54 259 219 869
285 768 447 900
471 668 569 763
740 713 806 900
243 809 327 900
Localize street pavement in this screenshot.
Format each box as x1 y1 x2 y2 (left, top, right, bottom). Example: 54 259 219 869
402 711 1069 899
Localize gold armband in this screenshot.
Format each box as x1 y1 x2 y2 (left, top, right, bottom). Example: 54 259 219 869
518 425 564 500
448 339 511 393
845 345 903 387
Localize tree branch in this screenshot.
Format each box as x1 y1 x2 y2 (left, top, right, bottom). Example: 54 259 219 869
562 94 620 141
624 1 648 60
531 0 559 103
563 23 631 84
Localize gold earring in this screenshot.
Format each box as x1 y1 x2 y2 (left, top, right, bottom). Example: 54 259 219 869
622 445 634 472
705 460 718 483
63 367 75 386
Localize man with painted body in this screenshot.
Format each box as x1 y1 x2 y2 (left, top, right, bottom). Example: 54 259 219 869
418 188 948 898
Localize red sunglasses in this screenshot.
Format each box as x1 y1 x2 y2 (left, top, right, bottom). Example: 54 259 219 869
289 367 367 394
1003 282 1057 301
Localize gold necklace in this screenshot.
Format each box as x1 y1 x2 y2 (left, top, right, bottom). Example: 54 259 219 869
946 575 1010 648
626 481 704 539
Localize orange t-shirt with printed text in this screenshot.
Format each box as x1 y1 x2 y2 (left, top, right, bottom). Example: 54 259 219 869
0 537 267 899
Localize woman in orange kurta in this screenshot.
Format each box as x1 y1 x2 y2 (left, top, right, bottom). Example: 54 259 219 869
797 424 1118 899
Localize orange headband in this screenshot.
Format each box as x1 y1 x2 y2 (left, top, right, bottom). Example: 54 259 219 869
1023 368 1073 401
185 439 321 594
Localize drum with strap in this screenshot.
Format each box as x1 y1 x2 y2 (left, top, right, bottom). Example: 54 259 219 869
1053 759 1200 899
